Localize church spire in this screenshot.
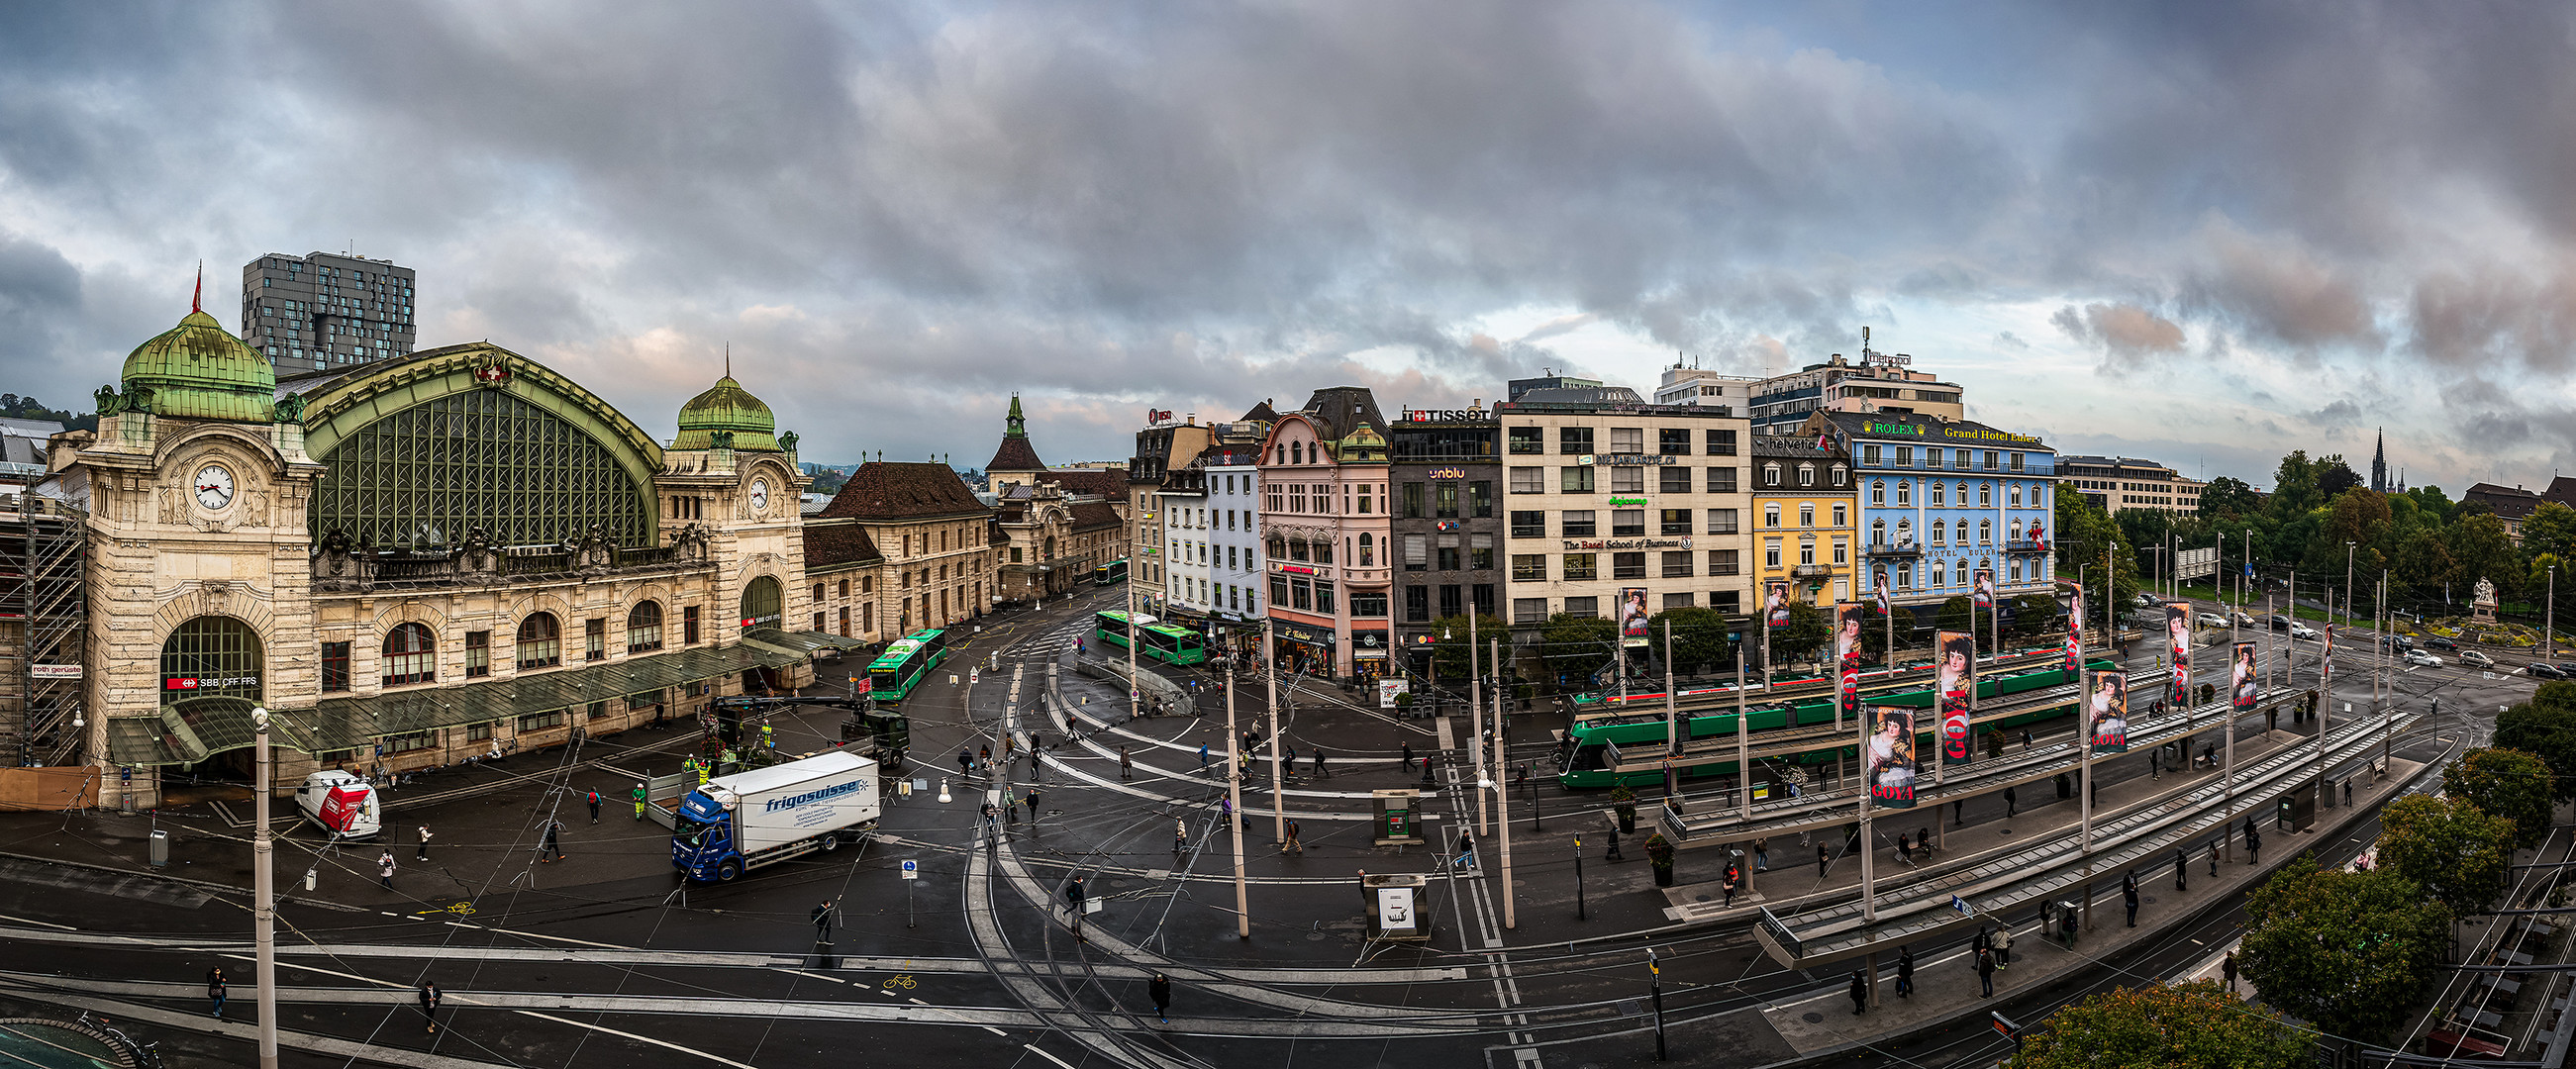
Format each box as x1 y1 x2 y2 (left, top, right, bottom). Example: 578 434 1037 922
2370 427 2389 494
1005 393 1028 438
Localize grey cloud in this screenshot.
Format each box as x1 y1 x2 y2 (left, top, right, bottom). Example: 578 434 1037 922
2051 301 2184 369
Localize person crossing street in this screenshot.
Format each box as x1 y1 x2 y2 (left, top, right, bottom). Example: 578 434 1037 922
1282 819 1304 854
586 788 601 824
378 851 397 888
633 782 648 821
1147 972 1171 1024
418 980 442 1033
812 900 837 942
207 966 227 1019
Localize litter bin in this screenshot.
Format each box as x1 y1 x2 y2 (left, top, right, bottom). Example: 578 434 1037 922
149 829 169 868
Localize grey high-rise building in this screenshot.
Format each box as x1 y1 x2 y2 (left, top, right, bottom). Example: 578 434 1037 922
239 251 418 375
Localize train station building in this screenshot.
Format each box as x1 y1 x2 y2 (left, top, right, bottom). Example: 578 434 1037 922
26 299 865 805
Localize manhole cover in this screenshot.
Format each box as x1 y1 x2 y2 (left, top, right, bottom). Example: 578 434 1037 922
1619 999 1643 1017
2144 897 2158 904
1113 880 1137 889
1801 1012 1825 1023
1695 895 1712 903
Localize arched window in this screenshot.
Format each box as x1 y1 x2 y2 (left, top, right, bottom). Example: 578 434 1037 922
2010 484 2024 507
1897 563 1914 588
1978 518 1993 543
1931 558 1945 587
1358 532 1374 566
1894 481 1911 507
1930 521 1945 546
1870 480 1885 506
1764 504 1782 529
812 583 826 602
1896 519 1913 545
1956 558 1970 586
742 576 782 629
628 601 663 653
1930 481 1944 506
1978 482 1992 507
383 623 436 686
1954 519 1969 544
1955 482 1968 503
838 580 849 598
2010 519 2024 542
516 614 561 670
1871 518 1886 545
161 616 264 706
1799 503 1815 528
1291 440 1305 464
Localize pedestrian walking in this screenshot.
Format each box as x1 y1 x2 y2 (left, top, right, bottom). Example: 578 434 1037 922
410 826 431 862
2150 749 2160 779
2124 873 2139 927
1198 743 1211 773
1401 741 1414 772
978 744 992 773
1174 818 1189 858
1024 788 1040 825
632 782 648 821
1285 743 1299 771
587 788 601 824
1818 843 1830 878
1723 862 1739 908
957 748 973 776
2222 950 2238 994
982 801 1000 837
1314 749 1329 778
1605 826 1623 861
1976 947 1996 997
1283 819 1303 854
1753 837 1769 872
1148 971 1171 1024
2021 729 2032 751
1895 947 1914 999
1120 746 1133 781
1951 798 1964 825
541 820 564 862
1848 969 1868 1016
379 851 397 888
2208 841 2220 878
1994 923 2013 968
2245 817 2262 864
1063 876 1088 942
2174 846 2188 892
208 966 227 1019
1453 829 1477 871
419 980 442 1033
2004 785 2018 817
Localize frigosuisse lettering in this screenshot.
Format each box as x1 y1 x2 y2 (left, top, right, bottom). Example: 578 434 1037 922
1562 537 1693 550
764 778 868 813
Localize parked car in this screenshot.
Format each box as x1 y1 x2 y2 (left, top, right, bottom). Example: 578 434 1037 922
2133 594 2162 609
2377 633 2416 651
2461 649 2496 669
2557 662 2576 678
2424 636 2459 651
2232 611 2257 628
2530 663 2566 680
2403 649 2443 668
2269 615 2293 632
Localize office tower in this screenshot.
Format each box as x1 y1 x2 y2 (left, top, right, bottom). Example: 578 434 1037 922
241 251 418 375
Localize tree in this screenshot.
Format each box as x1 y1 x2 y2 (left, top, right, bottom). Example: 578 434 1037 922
1644 606 1735 675
1424 614 1508 681
2447 513 2523 605
2198 475 2263 523
1536 614 1616 689
2494 695 2576 802
1773 600 1831 665
2053 491 2138 609
1933 594 1975 637
2376 793 2514 917
2009 593 2060 639
2270 450 2324 520
2443 747 2557 850
2315 454 2361 499
2523 502 2576 565
2008 980 2312 1069
2237 857 2451 1042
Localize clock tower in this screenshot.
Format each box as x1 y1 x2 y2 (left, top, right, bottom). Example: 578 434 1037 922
69 299 324 803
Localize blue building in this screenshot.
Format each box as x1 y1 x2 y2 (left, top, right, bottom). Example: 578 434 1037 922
1805 412 2057 626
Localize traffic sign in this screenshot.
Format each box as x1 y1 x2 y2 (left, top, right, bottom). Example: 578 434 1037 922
901 859 919 881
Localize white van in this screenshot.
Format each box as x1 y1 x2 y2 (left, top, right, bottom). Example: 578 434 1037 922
294 771 381 839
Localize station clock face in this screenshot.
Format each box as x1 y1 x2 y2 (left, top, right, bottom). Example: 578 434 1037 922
749 478 770 513
193 464 236 510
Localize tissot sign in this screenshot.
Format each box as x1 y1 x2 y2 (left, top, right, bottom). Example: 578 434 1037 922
1400 407 1487 423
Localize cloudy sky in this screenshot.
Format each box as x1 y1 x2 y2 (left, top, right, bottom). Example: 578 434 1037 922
3 2 2570 492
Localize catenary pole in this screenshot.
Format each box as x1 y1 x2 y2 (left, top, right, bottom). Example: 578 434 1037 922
1470 612 1489 835
1494 637 1516 928
252 709 279 1069
1229 626 1250 938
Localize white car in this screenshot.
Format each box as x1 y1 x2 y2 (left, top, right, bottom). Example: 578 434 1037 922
2403 649 2443 668
2463 649 2497 669
294 770 381 839
2289 624 2322 640
2231 612 2258 628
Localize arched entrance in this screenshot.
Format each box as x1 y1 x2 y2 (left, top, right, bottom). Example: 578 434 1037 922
734 576 786 729
160 616 265 781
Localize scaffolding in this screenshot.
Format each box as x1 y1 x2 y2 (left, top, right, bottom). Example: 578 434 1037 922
2 491 86 768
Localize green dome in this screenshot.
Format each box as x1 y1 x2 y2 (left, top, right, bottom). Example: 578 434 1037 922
671 375 779 450
1336 422 1388 461
119 310 276 423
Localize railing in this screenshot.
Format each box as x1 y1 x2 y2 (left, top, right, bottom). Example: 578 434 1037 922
1792 563 1834 578
1863 540 1921 556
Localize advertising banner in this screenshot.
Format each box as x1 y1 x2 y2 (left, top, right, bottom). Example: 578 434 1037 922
2060 582 2084 680
1378 678 1411 710
1765 581 1792 629
1835 603 1864 726
1620 587 1651 648
1866 704 1919 808
2089 670 2130 753
1973 567 1995 610
2231 641 2258 710
1873 570 1893 616
1937 630 1975 764
2166 603 2193 707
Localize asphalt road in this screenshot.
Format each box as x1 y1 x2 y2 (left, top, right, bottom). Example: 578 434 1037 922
0 586 2537 1068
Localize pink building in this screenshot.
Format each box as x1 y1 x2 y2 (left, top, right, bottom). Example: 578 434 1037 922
1258 388 1394 678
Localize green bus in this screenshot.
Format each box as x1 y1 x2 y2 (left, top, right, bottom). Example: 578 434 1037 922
1093 611 1208 666
1093 559 1128 585
866 629 949 702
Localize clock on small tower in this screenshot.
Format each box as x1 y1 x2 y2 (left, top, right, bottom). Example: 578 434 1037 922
192 463 235 510
748 477 770 514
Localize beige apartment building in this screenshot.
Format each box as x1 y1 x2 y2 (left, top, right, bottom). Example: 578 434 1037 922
1495 387 1756 636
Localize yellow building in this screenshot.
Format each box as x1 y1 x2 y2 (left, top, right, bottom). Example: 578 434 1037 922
1750 437 1856 607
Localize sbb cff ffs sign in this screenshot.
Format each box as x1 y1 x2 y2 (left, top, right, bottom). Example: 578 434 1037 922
165 675 258 691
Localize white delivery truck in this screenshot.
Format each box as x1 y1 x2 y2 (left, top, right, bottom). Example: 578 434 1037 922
671 750 880 882
294 770 381 839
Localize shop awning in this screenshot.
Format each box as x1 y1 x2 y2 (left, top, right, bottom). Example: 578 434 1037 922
105 640 812 765
740 628 871 658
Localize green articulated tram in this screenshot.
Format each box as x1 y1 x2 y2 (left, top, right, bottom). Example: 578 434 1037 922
865 630 950 702
1093 611 1208 666
1565 644 2066 725
1553 655 2115 789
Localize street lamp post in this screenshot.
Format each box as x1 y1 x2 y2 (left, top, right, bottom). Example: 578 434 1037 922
1490 637 1516 929
251 706 279 1069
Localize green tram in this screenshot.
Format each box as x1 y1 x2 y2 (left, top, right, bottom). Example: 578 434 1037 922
1093 611 1208 666
1553 655 2114 789
865 629 950 702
